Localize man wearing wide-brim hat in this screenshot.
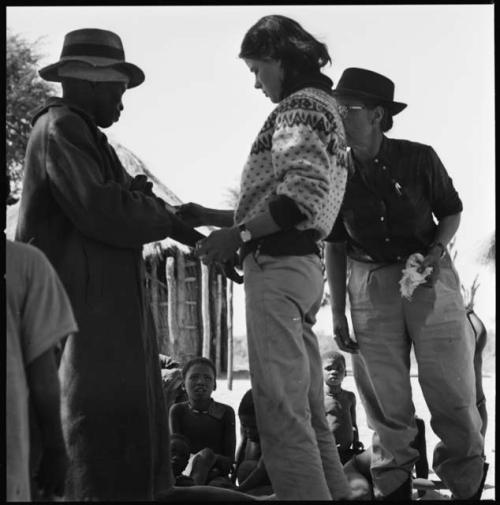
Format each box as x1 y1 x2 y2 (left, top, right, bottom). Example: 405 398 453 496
324 68 485 501
14 28 231 502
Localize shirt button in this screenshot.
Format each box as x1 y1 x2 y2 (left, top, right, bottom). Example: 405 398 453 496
385 237 390 242
382 165 387 170
374 158 379 163
380 216 385 221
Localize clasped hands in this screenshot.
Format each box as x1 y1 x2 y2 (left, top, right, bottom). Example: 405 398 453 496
176 202 241 266
194 228 241 265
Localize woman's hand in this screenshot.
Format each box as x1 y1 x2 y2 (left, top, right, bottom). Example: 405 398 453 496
196 227 241 264
333 311 359 354
175 202 211 227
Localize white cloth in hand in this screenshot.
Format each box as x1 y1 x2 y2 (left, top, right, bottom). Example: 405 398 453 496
399 253 433 301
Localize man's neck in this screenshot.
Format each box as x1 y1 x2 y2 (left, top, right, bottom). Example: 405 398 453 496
62 90 95 122
351 131 384 165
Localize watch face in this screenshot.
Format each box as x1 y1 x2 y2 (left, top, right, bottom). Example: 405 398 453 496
240 229 252 242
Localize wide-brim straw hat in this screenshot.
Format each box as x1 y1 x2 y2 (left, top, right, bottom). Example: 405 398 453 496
39 28 145 88
333 67 407 115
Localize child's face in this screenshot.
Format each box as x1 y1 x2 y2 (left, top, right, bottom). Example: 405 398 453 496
323 358 346 387
240 414 259 443
170 439 190 476
184 363 215 402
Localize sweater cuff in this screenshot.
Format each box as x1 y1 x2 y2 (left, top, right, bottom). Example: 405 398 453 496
268 195 307 229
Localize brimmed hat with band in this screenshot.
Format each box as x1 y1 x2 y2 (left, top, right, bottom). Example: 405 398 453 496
39 28 145 88
333 67 407 115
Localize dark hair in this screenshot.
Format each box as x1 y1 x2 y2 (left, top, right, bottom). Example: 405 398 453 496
323 350 346 368
239 15 331 79
238 389 255 417
379 106 393 132
181 357 216 380
361 101 393 132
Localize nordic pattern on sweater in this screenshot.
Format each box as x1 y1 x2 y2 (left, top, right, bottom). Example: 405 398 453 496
235 87 349 239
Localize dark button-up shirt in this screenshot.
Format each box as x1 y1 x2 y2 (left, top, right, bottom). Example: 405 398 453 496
325 136 463 263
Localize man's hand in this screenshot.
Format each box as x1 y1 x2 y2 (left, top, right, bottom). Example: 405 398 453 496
129 174 154 196
333 312 359 353
175 202 210 228
34 445 68 498
216 254 244 284
352 441 365 453
161 368 183 411
196 227 241 265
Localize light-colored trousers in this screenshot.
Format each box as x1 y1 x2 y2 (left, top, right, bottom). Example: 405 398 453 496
243 252 350 501
348 254 484 498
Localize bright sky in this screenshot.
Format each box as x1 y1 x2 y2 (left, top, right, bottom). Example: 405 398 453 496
6 5 495 326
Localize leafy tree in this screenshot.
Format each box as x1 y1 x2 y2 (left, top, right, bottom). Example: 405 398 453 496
6 30 56 199
223 184 240 208
482 232 495 266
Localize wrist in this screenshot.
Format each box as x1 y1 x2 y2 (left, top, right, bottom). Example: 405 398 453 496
231 225 244 246
428 241 446 258
237 223 252 243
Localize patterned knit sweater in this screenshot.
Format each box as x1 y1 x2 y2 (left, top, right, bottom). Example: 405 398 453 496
235 86 349 241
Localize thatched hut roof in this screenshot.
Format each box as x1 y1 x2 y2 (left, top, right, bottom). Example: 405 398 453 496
6 141 208 258
109 141 195 257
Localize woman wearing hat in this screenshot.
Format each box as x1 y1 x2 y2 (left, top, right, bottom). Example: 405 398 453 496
324 67 485 500
177 14 351 501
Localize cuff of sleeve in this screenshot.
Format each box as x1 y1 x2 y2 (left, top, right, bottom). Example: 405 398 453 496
268 195 307 229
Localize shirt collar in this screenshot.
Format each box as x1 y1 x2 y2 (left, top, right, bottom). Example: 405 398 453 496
282 72 333 99
349 135 393 174
31 97 105 142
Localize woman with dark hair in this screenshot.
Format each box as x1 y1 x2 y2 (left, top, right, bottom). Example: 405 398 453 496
177 15 351 500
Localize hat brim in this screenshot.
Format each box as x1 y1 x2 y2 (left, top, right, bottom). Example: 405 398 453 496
39 58 145 88
332 88 407 115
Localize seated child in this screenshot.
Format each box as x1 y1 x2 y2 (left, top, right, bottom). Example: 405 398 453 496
466 307 488 438
323 351 364 464
343 446 373 500
169 357 236 487
233 389 273 496
170 434 195 487
344 417 432 500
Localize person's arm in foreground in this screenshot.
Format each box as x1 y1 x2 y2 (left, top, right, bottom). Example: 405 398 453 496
27 347 69 498
325 241 359 353
349 394 363 452
175 203 235 229
237 457 269 492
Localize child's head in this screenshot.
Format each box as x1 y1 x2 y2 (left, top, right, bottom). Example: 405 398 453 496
238 389 259 443
182 357 217 401
322 351 347 388
170 434 191 476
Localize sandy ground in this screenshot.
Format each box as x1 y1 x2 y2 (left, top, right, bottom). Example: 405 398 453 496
213 374 495 501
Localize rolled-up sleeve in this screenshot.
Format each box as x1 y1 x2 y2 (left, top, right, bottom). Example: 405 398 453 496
427 147 463 219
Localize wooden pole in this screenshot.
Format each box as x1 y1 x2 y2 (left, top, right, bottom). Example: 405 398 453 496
226 280 234 390
215 274 222 376
166 256 178 357
201 263 211 358
175 249 187 359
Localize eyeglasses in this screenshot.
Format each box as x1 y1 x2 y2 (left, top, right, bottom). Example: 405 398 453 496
337 105 366 119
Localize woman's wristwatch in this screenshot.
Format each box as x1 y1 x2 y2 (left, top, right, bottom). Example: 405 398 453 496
238 223 253 243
